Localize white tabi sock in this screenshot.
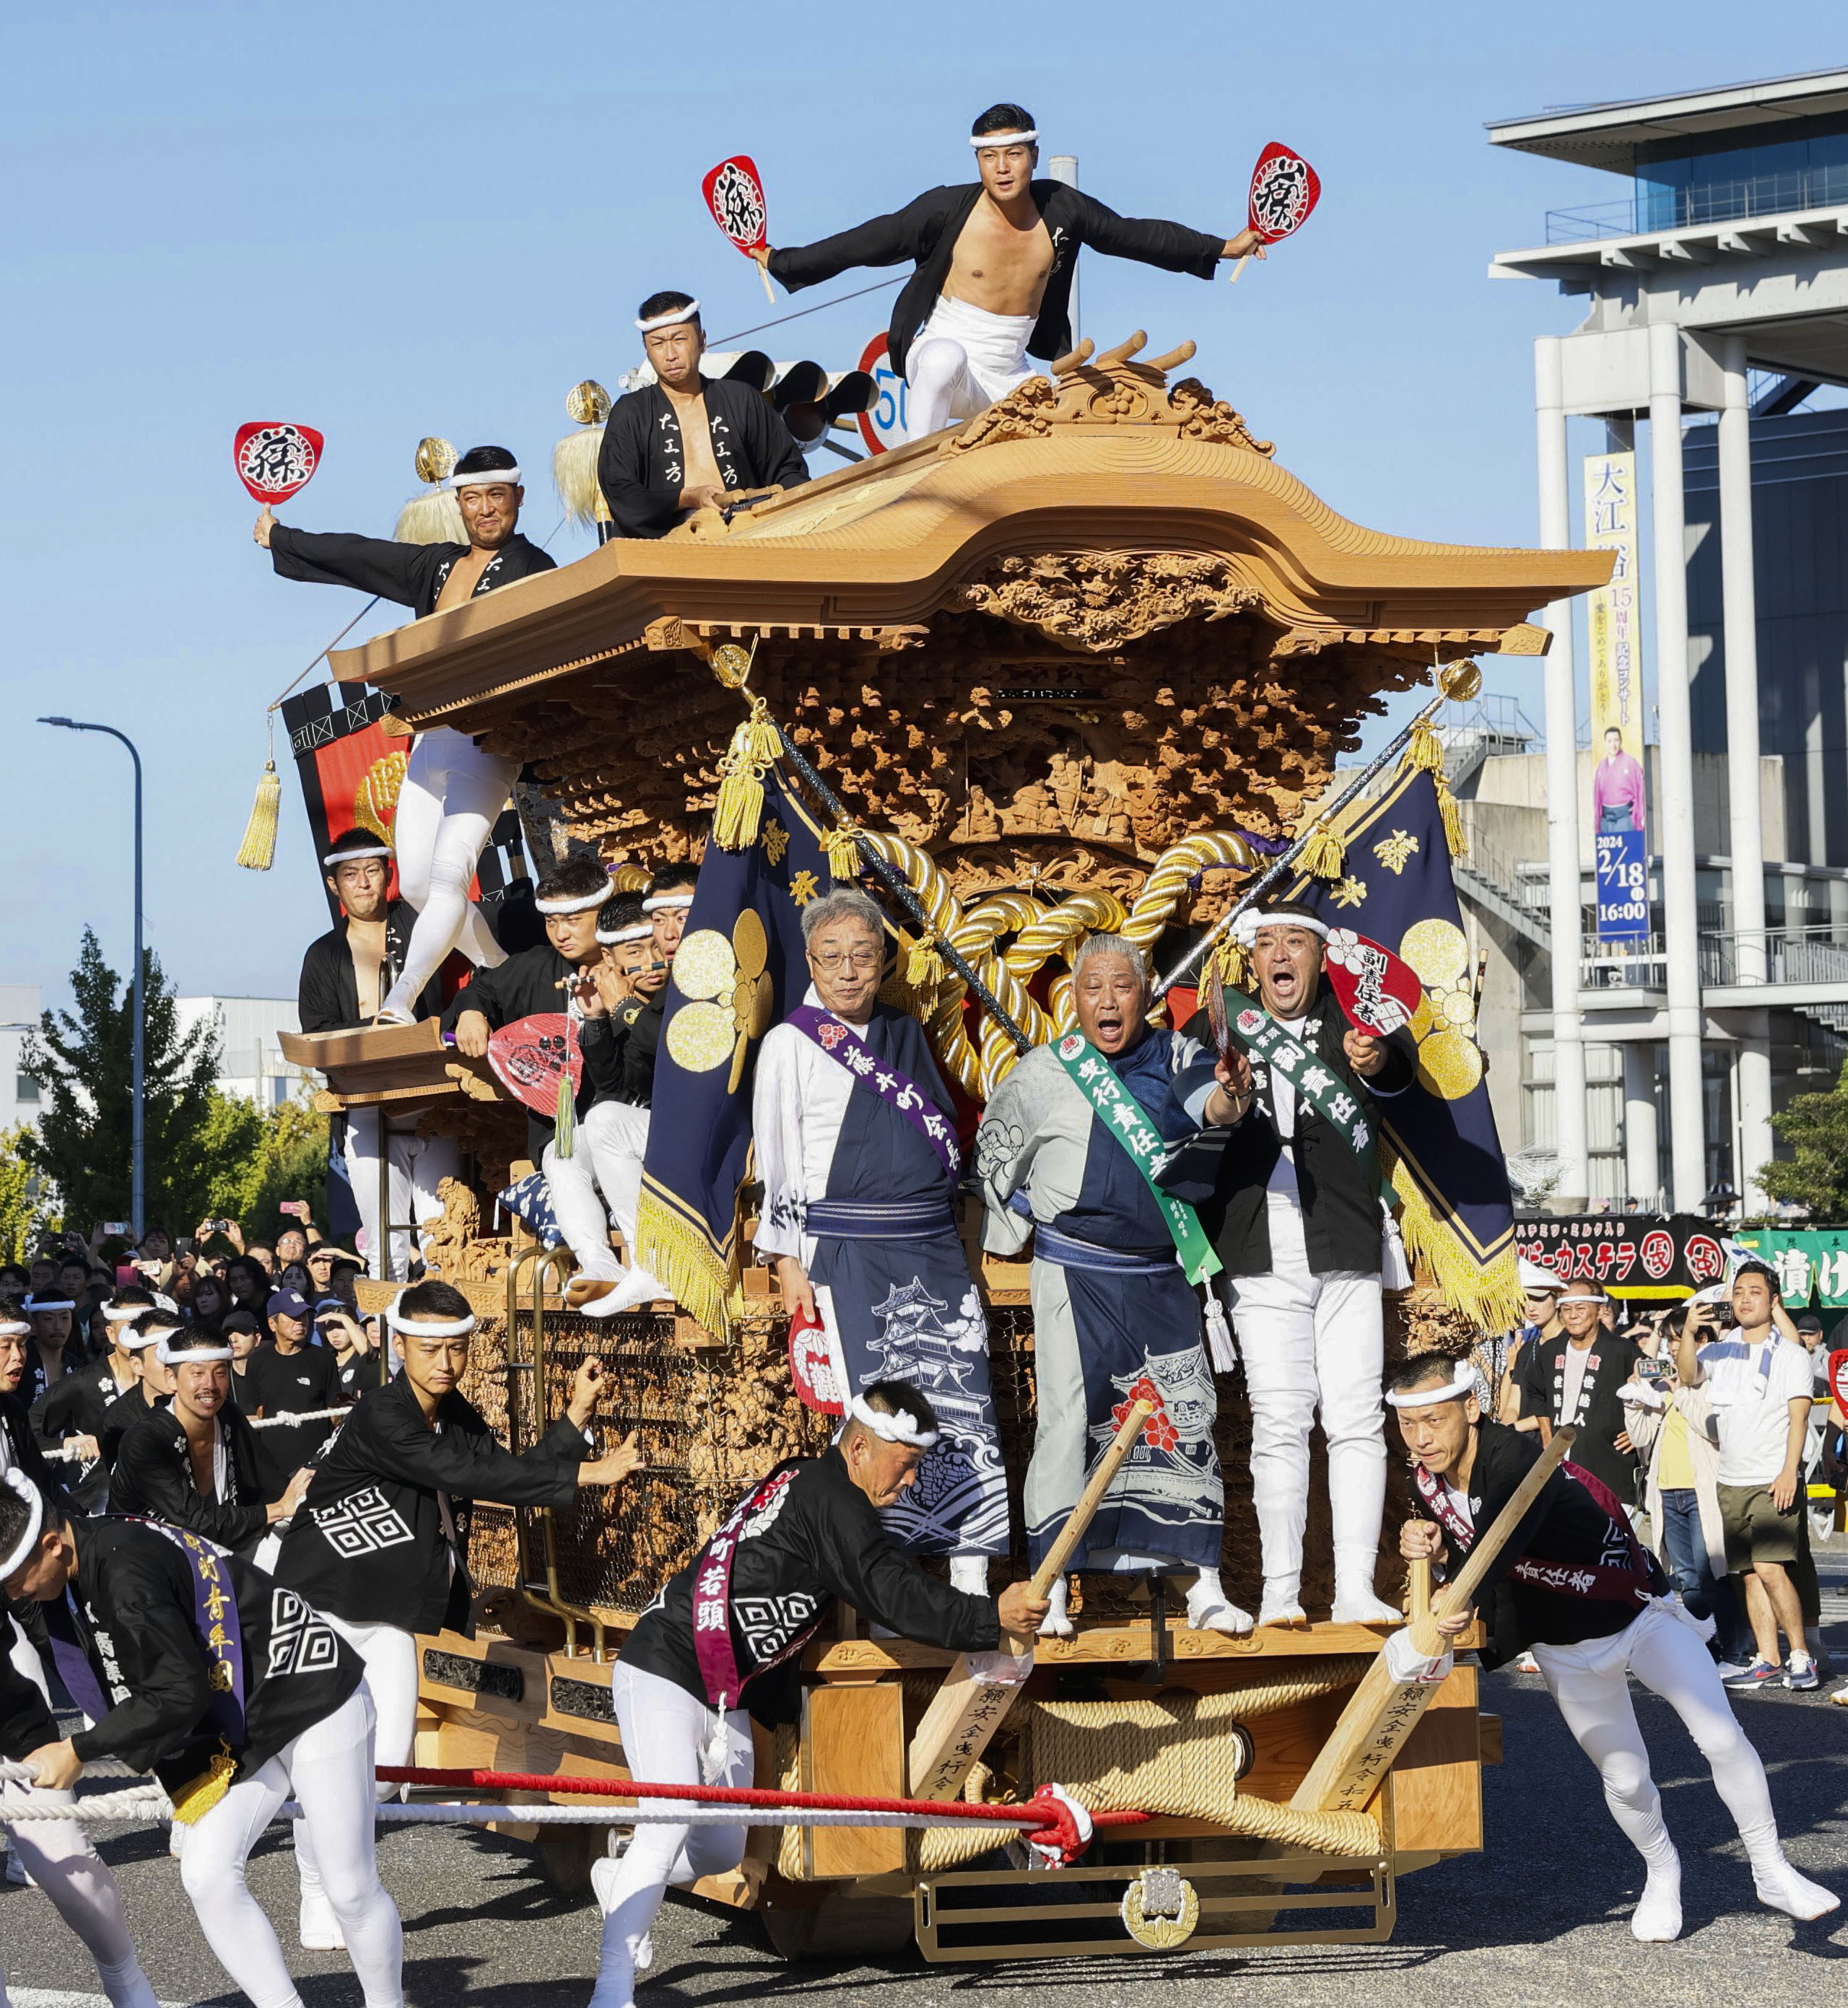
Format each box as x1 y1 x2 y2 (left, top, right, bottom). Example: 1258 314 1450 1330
1186 1567 1254 1636
1630 1851 1683 1942
1039 1577 1074 1638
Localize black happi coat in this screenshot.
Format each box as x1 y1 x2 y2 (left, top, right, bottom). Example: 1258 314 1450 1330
21 1343 85 1413
768 180 1224 379
275 1374 588 1635
297 899 439 1033
1413 1420 1664 1668
443 944 625 1158
623 1448 998 1728
1518 1331 1644 1503
2 1388 66 1703
31 1357 134 1509
596 379 809 540
108 1405 288 1560
100 1384 165 1471
61 1517 362 1789
591 990 663 1109
1160 986 1414 1277
267 525 556 619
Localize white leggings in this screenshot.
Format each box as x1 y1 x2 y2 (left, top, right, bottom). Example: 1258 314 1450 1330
543 1101 650 1280
344 1108 461 1282
2 1637 154 2008
1534 1598 1786 1878
296 1619 419 1904
182 1686 402 2008
904 295 1036 440
380 726 516 1019
590 1664 753 2008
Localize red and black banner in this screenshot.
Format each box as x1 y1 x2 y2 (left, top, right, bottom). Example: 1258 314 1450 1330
1514 1212 1732 1300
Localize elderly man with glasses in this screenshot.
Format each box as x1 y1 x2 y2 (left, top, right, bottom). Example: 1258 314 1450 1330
750 888 1008 1589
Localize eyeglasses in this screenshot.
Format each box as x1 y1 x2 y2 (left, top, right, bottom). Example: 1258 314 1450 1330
809 949 882 973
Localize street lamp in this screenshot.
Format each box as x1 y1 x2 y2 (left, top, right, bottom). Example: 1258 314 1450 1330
39 717 144 1238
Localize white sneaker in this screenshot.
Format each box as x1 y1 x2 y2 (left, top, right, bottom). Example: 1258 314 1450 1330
299 1890 346 1951
1512 1652 1540 1675
1713 1660 1751 1680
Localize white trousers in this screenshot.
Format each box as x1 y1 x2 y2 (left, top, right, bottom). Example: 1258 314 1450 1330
1533 1598 1784 1879
904 294 1037 440
345 1108 460 1282
1229 1193 1386 1601
543 1101 650 1280
181 1685 402 2008
379 726 516 1020
296 1618 419 1901
590 1664 753 2008
1 1632 154 2008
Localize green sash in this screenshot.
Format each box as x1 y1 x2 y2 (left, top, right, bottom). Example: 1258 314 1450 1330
1050 1031 1221 1285
1220 985 1377 1169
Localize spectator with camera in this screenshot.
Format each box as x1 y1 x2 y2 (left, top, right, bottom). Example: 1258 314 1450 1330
1675 1262 1818 1691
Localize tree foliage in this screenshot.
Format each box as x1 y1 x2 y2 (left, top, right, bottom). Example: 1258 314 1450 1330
1759 1057 1848 1218
0 1124 58 1262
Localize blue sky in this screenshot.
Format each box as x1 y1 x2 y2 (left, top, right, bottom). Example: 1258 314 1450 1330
4 2 1842 1010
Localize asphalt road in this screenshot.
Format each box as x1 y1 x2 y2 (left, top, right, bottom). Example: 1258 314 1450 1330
7 1591 1847 2008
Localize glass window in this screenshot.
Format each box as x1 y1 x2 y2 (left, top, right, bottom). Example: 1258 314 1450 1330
14 1072 38 1104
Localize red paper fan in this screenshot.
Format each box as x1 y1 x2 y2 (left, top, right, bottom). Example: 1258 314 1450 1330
1831 1348 1848 1425
234 422 324 503
486 1013 583 1117
702 155 770 253
1245 143 1321 245
788 1306 845 1415
1322 929 1423 1038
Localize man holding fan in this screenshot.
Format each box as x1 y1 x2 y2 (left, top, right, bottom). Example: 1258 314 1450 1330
754 103 1265 441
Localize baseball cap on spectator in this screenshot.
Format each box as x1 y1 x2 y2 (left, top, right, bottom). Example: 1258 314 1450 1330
222 1309 261 1340
266 1288 312 1322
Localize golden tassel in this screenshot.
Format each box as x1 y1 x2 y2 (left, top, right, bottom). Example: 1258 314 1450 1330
1407 716 1446 776
906 935 943 991
236 715 282 872
1437 778 1467 859
635 1187 742 1340
169 1743 237 1826
553 1071 575 1161
710 697 782 850
1297 819 1346 880
1211 935 1248 989
823 823 863 881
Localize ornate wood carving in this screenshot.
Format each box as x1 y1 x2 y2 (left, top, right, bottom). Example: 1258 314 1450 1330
954 551 1259 650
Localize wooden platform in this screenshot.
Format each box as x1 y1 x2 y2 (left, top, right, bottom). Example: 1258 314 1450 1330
279 1018 497 1110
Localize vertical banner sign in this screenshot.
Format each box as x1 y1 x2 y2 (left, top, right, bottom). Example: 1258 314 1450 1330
1585 451 1647 941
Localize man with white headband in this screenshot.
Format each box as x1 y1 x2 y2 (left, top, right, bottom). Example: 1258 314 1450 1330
274 1277 639 1947
1389 1352 1836 1941
598 292 808 538
258 443 555 1029
561 881 679 1317
19 1291 77 1406
753 102 1264 442
1164 898 1412 1628
300 826 460 1278
29 1285 157 1506
593 1380 1047 2008
108 1326 312 1562
0 1465 406 2008
95 1309 179 1472
448 855 672 1311
1515 1275 1645 1507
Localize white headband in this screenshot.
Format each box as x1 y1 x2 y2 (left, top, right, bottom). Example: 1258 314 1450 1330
0 1469 45 1581
1559 1288 1608 1306
641 892 694 912
847 1392 939 1449
535 886 613 915
1384 1361 1478 1410
386 1293 477 1338
1231 908 1331 951
971 128 1037 148
103 1301 148 1323
448 466 521 490
24 1297 75 1314
597 921 652 945
128 1323 183 1353
635 300 700 333
158 1340 233 1365
325 843 393 867
0 1319 29 1338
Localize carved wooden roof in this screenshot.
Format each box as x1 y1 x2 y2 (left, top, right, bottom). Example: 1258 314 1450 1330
333 331 1608 728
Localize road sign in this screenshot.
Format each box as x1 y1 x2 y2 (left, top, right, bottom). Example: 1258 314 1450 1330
855 334 908 454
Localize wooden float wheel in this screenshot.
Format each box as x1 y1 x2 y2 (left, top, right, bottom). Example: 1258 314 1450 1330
537 1824 605 1896
758 1886 916 1961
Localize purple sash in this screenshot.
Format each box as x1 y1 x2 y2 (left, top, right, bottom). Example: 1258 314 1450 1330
1413 1460 1655 1608
786 1006 961 1183
690 1464 821 1710
43 1594 112 1724
128 1520 249 1747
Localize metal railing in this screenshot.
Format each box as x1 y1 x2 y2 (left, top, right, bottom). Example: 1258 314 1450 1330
1579 923 1848 991
1545 161 1848 243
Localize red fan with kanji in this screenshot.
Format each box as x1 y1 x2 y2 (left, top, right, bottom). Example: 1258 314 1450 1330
485 1013 583 1117
234 422 324 503
1322 929 1423 1038
703 154 775 300
1247 141 1322 243
1831 1348 1848 1425
788 1305 846 1416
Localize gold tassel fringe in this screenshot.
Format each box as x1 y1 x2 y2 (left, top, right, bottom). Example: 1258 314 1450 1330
823 824 863 881
1387 1154 1525 1332
1297 820 1346 881
170 1745 237 1825
1437 779 1467 859
235 761 282 871
553 1072 575 1161
1211 935 1248 989
552 425 606 528
393 486 466 544
710 698 783 850
634 1186 741 1340
1407 716 1446 775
